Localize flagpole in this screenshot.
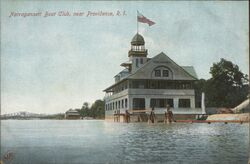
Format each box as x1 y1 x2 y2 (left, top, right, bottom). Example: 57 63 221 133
137 10 138 34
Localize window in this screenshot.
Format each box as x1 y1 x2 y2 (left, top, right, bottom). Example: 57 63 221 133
149 80 157 89
150 99 166 108
155 70 161 77
179 99 191 108
122 100 124 108
125 99 128 108
150 99 174 108
132 80 145 88
139 83 144 89
124 83 127 89
133 98 145 110
152 67 172 79
140 58 143 64
166 81 174 89
166 99 174 107
163 70 169 77
159 81 166 89
136 58 139 67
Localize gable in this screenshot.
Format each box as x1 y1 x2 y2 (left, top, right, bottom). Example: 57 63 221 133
127 52 197 80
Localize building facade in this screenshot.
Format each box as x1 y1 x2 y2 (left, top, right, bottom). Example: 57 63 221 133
104 33 203 122
65 109 81 119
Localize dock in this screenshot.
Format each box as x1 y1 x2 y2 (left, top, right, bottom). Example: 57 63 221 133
111 109 249 124
176 120 248 124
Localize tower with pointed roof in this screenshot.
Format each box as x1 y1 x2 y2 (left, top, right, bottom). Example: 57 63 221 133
104 33 203 122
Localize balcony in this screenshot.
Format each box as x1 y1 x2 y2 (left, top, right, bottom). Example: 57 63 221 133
128 108 203 115
128 88 195 96
128 49 148 57
105 89 128 101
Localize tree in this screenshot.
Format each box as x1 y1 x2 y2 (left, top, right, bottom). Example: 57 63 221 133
80 102 90 117
205 58 248 107
78 100 105 119
90 99 105 119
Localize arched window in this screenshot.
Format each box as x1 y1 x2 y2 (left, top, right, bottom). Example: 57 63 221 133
163 70 169 77
152 66 173 79
155 70 161 77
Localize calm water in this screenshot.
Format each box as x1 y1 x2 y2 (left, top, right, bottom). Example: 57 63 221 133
1 120 249 164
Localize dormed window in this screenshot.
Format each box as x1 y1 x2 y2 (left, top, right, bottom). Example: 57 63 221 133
152 66 173 79
155 70 161 77
163 70 169 77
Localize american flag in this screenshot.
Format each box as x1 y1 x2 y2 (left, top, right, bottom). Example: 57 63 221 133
137 11 155 26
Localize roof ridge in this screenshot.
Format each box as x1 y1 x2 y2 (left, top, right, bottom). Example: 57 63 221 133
125 52 163 78
161 54 198 80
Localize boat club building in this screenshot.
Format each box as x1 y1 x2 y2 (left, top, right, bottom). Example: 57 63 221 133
104 33 204 122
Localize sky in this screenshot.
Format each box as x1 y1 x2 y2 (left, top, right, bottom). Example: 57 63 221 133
1 1 249 114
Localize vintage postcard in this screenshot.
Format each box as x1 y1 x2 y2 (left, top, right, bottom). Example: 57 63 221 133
1 1 249 164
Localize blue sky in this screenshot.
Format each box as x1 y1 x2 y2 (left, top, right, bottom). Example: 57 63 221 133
1 1 249 114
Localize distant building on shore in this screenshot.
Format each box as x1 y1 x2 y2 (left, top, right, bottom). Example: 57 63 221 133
103 33 204 122
65 109 81 119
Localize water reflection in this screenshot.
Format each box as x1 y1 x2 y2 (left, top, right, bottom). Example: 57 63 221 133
1 120 249 164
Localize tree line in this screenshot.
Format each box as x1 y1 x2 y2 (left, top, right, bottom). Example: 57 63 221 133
75 99 105 119
194 58 249 108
